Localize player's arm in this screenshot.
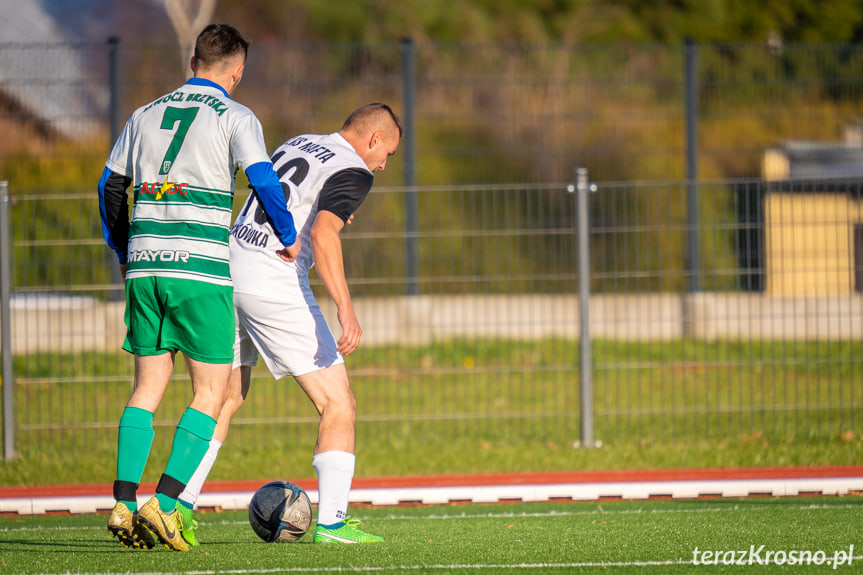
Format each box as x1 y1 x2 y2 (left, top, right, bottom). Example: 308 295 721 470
97 167 131 278
245 162 301 260
312 168 374 356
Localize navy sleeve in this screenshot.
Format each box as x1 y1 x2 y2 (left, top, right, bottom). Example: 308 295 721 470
317 168 374 223
245 161 297 246
97 167 131 264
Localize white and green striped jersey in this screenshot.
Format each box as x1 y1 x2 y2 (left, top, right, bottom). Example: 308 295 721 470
105 78 272 286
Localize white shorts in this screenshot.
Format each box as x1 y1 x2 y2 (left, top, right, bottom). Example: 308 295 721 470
233 288 343 379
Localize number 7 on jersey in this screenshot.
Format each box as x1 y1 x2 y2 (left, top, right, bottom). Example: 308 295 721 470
159 107 199 175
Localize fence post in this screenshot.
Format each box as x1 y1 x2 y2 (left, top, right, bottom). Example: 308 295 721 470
108 37 121 144
571 167 595 448
0 180 14 460
685 38 700 294
107 37 124 299
401 37 418 296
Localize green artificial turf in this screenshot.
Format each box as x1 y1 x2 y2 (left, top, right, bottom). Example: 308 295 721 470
1 496 861 574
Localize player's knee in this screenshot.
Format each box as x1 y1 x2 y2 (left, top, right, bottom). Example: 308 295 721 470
223 386 246 415
322 388 355 419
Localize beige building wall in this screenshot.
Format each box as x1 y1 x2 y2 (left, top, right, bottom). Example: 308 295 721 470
4 292 863 355
765 192 863 296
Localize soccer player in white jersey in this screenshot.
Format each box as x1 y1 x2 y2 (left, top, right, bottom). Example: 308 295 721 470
175 103 402 544
99 24 300 552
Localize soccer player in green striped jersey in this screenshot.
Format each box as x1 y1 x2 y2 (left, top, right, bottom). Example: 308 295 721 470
98 23 300 551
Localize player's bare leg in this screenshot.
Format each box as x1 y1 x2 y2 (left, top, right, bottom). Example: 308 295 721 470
127 352 176 411
296 365 381 543
213 365 252 442
186 357 232 420
295 364 356 455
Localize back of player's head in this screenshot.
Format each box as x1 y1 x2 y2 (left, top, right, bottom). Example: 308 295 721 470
194 24 250 70
342 103 403 139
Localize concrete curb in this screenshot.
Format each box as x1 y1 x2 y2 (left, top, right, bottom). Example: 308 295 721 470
2 467 862 515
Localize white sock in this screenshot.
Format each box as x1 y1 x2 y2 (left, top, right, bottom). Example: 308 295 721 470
312 450 355 526
178 438 223 507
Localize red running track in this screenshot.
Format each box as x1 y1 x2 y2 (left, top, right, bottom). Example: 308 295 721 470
2 465 862 499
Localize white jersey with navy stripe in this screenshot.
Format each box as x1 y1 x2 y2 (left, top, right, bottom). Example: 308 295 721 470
229 132 372 296
105 78 272 285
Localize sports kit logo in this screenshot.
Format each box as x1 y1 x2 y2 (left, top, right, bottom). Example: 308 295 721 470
157 513 177 540
138 181 189 199
127 249 190 263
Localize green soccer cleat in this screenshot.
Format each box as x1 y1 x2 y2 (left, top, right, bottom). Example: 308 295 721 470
174 502 200 547
107 501 155 549
313 517 384 544
137 496 190 552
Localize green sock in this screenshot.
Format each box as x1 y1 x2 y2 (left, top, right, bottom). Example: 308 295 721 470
156 408 216 513
116 406 155 512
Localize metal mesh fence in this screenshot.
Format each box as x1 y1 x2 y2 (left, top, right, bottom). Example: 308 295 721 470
1 40 863 476
2 178 861 471
587 178 862 446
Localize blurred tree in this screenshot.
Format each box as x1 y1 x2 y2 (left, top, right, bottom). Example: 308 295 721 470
164 0 218 75
210 0 863 45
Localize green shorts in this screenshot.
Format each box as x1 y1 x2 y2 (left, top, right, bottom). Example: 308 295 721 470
123 276 234 363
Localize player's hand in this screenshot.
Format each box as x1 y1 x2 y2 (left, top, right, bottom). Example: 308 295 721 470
119 264 127 280
276 238 301 262
336 307 362 356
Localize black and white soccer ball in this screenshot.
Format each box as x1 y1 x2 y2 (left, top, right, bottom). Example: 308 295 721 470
248 480 313 542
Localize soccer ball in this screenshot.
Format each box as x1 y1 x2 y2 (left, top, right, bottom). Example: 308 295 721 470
248 480 313 542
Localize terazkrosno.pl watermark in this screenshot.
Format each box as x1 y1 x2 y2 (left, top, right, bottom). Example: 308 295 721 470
692 545 855 569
